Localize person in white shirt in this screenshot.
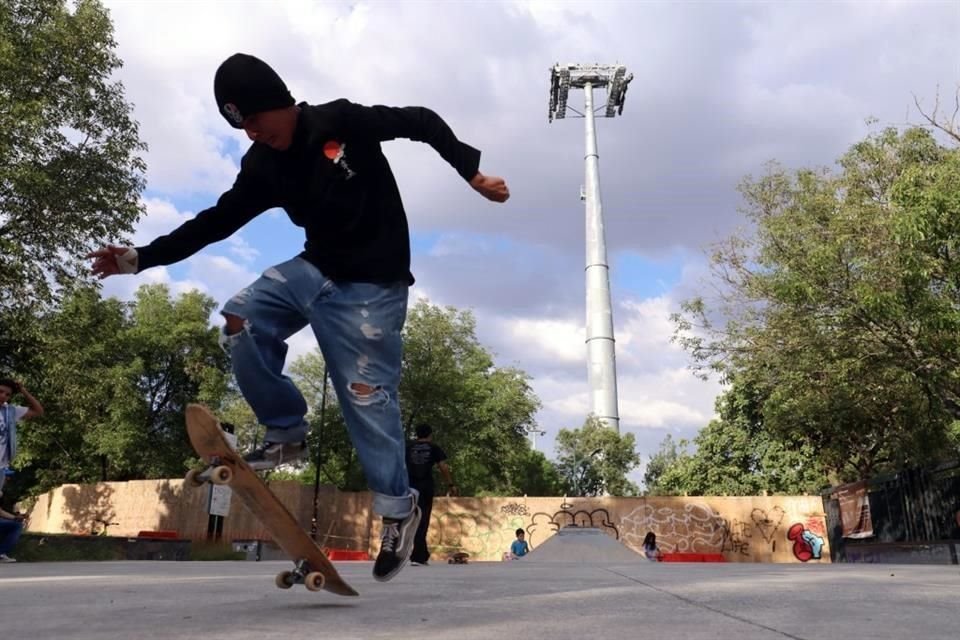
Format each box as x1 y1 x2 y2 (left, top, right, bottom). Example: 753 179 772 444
0 378 42 563
0 379 44 497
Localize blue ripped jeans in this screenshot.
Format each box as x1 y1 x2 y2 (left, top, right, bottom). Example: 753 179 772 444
220 257 415 520
0 518 22 555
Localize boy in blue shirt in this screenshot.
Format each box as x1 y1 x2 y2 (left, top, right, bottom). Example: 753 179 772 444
510 528 529 559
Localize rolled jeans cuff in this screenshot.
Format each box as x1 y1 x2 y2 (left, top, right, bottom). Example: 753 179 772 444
372 488 418 520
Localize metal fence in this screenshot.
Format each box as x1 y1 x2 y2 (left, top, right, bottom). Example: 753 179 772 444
822 459 960 563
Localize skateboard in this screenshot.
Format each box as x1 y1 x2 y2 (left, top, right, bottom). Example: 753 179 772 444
184 403 358 597
447 551 469 564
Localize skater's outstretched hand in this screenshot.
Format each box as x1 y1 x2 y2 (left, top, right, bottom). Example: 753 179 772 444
87 245 139 279
470 172 510 203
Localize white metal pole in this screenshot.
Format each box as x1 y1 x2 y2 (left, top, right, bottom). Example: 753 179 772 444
583 82 620 432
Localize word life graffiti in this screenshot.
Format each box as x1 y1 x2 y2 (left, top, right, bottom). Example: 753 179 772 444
787 522 824 561
527 502 620 545
721 507 786 556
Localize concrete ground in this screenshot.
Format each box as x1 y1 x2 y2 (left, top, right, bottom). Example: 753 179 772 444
1 560 958 639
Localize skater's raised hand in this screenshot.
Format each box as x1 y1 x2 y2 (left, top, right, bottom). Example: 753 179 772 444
87 245 139 279
470 172 510 203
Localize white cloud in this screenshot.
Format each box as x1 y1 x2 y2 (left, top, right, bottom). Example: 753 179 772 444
494 317 585 365
99 264 204 303
131 198 192 247
227 236 260 263
287 326 321 366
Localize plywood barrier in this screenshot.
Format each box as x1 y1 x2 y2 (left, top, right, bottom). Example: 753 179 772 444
24 482 829 563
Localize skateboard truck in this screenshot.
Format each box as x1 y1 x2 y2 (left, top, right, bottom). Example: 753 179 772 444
275 558 326 592
185 456 234 486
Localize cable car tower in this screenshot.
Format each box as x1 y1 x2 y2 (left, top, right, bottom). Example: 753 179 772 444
548 63 633 433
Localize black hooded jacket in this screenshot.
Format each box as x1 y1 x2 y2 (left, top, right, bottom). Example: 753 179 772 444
136 100 481 285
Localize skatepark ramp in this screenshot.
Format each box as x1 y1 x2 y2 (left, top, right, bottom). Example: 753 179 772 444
522 526 645 563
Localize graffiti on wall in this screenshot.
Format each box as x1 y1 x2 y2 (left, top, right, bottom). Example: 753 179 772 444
720 507 786 555
527 501 620 545
621 503 726 553
395 498 825 563
430 511 525 559
620 503 794 557
787 522 824 561
499 502 530 517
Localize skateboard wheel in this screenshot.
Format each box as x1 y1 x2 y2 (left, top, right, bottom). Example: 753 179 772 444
304 572 325 592
210 465 233 485
275 571 294 589
184 468 205 487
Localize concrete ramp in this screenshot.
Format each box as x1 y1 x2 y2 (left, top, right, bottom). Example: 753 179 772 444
522 526 645 563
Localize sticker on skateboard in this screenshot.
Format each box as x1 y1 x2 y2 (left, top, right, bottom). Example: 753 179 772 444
184 403 357 596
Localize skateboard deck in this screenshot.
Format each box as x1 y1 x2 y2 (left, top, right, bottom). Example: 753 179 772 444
448 551 469 564
184 403 358 597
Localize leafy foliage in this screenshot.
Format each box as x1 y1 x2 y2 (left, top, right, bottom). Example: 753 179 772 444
646 380 825 496
14 285 229 492
0 0 145 312
673 125 960 480
554 415 641 496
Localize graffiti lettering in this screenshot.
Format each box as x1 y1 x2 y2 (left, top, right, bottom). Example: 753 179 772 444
430 511 525 559
621 503 796 558
621 503 727 553
528 504 619 545
499 502 530 517
720 518 752 555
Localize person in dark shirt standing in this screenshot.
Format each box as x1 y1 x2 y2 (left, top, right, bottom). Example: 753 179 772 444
406 423 457 566
87 53 508 583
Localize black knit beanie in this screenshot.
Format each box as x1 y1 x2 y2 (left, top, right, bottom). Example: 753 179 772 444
213 53 295 128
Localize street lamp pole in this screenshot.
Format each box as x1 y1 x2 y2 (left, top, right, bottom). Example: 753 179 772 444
529 428 546 451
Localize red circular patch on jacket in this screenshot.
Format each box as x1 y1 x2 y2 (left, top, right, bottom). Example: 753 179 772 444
323 141 341 159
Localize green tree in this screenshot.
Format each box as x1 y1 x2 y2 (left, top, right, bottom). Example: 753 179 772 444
15 285 229 493
502 448 564 497
116 285 231 476
647 381 826 496
643 434 681 495
0 0 145 371
673 125 960 480
555 416 641 496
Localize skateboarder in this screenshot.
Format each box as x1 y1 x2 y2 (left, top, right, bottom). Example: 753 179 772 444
87 53 509 582
406 423 457 566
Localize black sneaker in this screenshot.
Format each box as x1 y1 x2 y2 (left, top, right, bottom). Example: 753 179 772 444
243 441 308 471
373 507 421 582
410 560 429 566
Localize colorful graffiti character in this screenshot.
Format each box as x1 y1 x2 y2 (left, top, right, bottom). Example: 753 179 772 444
787 522 824 561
